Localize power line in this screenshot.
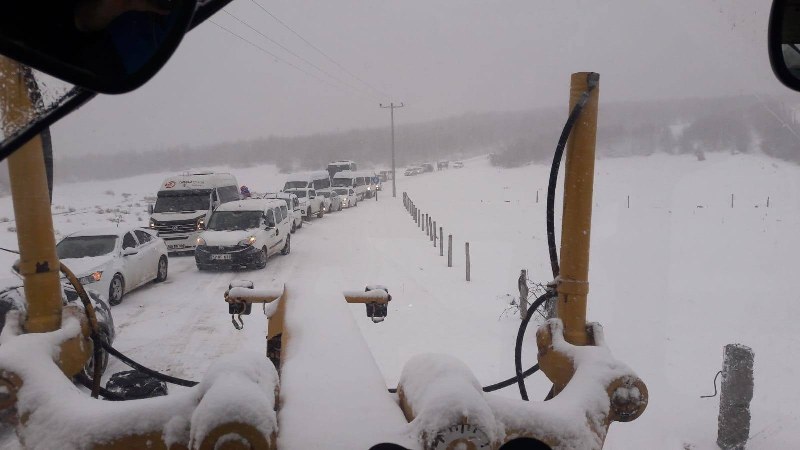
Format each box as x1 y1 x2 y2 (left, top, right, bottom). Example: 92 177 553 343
249 0 391 99
222 10 373 98
209 19 345 92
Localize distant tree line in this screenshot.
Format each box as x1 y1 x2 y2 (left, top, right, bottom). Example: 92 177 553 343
490 95 800 168
0 95 796 192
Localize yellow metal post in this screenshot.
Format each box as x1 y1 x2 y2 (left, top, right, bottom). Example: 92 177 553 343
557 72 599 346
0 57 62 333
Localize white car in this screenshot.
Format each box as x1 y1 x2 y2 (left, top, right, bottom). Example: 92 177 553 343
262 192 303 232
56 226 169 306
195 199 292 270
333 187 358 208
284 188 324 219
316 189 342 212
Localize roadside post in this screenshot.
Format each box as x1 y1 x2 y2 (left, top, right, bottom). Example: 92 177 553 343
465 242 471 281
447 235 453 267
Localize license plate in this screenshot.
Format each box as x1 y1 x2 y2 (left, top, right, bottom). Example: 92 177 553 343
168 244 185 249
211 254 232 261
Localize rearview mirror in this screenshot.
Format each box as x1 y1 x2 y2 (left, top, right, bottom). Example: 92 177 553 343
769 0 800 91
0 0 198 94
122 248 138 256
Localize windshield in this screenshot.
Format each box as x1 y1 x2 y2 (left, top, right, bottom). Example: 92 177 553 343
206 211 263 231
284 181 308 190
5 4 794 448
318 191 330 198
57 236 117 259
154 192 210 213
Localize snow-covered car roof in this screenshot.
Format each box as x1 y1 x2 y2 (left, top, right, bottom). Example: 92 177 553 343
283 171 330 182
66 226 152 239
263 192 297 199
215 199 285 212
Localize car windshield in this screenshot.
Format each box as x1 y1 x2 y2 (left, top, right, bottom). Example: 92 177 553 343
154 192 210 213
56 236 117 259
318 192 330 198
206 211 262 231
334 189 348 196
288 190 307 198
284 181 307 189
331 178 351 187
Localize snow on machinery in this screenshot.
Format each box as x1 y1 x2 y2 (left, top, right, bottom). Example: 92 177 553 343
214 73 649 450
0 0 650 446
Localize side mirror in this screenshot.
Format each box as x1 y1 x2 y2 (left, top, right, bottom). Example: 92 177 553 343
0 0 198 94
769 0 800 91
122 248 138 256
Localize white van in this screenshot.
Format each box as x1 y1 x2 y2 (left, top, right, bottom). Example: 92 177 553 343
262 192 303 232
360 172 379 197
149 171 239 253
353 172 376 199
326 160 357 179
195 199 292 270
333 170 368 200
282 171 331 192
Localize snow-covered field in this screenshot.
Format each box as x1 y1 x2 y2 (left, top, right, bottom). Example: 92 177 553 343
0 152 797 449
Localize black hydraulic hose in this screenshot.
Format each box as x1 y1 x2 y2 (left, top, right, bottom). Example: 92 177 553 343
546 74 598 279
513 291 556 400
60 263 104 398
386 291 556 396
482 365 539 393
63 262 199 392
97 339 198 388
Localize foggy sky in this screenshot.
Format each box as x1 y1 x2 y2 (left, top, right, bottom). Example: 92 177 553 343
50 0 781 157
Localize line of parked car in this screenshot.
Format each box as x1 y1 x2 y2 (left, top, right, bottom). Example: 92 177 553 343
21 162 384 318
404 160 463 176
0 161 390 380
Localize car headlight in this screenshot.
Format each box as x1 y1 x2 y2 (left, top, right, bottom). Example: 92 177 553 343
78 271 103 285
238 236 256 246
197 237 207 246
196 217 205 230
149 219 155 229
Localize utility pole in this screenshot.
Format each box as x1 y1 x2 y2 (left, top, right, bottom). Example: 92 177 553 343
380 102 404 198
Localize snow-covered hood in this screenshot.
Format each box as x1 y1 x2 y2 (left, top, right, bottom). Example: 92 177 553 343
60 255 114 277
151 211 206 222
200 229 258 246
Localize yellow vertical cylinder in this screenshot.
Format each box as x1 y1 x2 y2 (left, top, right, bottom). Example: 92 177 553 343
557 72 599 346
0 57 62 333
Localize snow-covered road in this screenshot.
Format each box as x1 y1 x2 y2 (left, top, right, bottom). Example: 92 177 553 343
2 152 799 449
99 190 526 449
